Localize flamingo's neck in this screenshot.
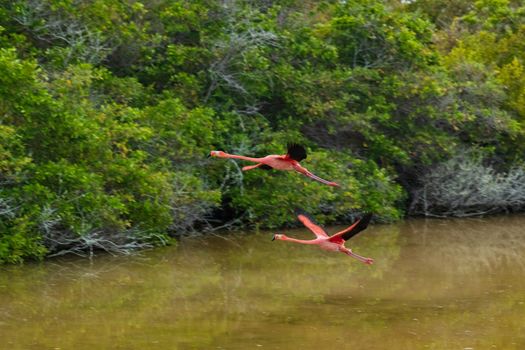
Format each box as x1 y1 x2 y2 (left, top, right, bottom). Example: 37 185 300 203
224 153 263 163
281 236 318 245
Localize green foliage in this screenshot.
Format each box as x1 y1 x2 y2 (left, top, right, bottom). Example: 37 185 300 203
1 0 525 262
329 0 436 69
227 149 403 228
0 125 31 180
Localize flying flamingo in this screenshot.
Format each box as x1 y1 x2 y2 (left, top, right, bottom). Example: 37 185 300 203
272 211 374 264
209 144 340 187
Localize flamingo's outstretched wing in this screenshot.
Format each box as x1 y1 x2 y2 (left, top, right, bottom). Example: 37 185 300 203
286 143 307 162
295 209 329 238
328 213 373 242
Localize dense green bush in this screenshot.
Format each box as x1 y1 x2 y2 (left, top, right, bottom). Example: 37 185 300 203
1 0 525 262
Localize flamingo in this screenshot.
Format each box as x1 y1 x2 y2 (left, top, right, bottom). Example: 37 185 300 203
209 144 340 187
272 211 374 264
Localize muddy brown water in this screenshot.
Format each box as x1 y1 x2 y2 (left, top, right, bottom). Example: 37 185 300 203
1 215 525 349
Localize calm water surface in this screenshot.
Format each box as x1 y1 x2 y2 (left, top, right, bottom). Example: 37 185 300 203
2 216 525 349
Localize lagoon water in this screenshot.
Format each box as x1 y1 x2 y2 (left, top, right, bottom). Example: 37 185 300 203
1 215 525 349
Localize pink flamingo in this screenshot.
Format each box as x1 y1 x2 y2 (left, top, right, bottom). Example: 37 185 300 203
273 211 374 264
209 144 340 187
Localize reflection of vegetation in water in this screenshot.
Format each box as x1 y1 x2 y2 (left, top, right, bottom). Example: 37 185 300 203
214 224 401 305
406 215 525 274
2 218 525 349
0 226 401 349
1 254 227 349
368 216 525 350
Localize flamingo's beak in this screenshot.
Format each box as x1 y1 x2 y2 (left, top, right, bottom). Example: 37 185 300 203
271 235 276 241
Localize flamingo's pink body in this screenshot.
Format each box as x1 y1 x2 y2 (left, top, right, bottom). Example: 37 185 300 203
209 144 340 187
273 212 374 264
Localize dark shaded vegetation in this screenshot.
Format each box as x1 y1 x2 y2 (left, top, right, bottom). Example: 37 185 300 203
1 0 525 262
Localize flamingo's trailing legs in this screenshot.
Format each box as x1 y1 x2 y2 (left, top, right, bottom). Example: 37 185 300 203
209 144 340 187
273 211 374 264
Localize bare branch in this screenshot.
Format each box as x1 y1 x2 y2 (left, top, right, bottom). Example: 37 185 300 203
204 3 279 102
37 204 161 259
13 0 113 65
410 150 525 217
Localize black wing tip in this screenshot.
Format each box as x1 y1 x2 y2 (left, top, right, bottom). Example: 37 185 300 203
355 213 373 229
361 213 373 223
293 207 307 216
341 212 374 241
287 142 303 148
260 164 273 170
286 143 307 162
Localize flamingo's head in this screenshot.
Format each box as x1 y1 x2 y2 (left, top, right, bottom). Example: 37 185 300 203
272 234 285 241
209 150 226 158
